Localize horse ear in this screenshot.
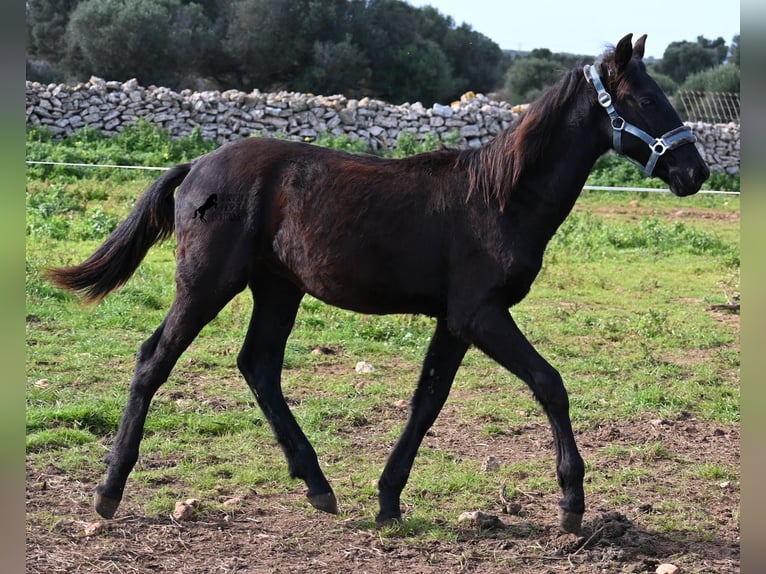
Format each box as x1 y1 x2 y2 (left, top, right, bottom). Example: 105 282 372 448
614 33 634 71
633 34 647 60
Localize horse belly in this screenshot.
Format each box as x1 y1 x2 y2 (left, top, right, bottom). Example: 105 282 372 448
275 229 447 316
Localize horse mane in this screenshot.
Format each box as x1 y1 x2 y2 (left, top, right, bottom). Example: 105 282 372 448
462 46 621 212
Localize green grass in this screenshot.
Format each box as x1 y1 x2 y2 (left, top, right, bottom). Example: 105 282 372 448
25 127 739 536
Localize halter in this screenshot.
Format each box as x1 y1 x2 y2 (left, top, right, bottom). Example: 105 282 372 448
583 64 696 177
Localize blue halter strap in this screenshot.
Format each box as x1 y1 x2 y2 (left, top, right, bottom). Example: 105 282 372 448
583 64 696 177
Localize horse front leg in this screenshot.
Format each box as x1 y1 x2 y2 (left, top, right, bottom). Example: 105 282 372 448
464 304 585 535
376 318 469 525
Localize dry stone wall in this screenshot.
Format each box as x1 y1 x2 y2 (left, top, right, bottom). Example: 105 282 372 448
25 77 740 174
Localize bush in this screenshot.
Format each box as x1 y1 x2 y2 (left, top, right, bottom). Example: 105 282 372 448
586 155 739 192
25 120 219 181
681 64 740 93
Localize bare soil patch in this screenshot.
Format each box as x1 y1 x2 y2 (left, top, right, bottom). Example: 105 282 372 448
583 202 740 225
26 415 739 573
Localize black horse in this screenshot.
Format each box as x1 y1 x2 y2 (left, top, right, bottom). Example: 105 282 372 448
48 34 709 535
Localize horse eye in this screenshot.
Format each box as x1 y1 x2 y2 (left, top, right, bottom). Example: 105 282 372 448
638 97 656 108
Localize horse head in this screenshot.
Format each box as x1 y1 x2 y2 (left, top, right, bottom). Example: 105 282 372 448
588 33 710 196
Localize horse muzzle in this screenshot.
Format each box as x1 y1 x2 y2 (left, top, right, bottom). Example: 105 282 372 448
666 160 710 197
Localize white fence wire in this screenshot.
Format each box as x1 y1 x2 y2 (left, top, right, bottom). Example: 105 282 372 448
675 91 740 124
25 160 740 195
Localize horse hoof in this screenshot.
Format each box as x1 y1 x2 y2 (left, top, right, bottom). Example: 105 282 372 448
558 508 584 535
307 492 338 515
94 488 121 519
374 512 402 528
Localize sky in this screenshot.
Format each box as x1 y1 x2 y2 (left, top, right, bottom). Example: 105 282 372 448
406 0 740 60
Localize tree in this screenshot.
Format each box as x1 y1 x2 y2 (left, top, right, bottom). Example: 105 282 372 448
27 0 82 64
656 36 728 84
28 0 506 106
502 48 594 104
504 56 562 104
65 0 214 87
301 36 371 97
347 0 430 101
729 34 740 66
223 0 347 90
441 23 504 96
390 38 455 104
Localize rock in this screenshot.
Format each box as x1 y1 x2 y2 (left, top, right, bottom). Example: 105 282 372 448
394 399 409 409
222 497 242 508
84 521 107 536
24 79 738 174
481 456 501 472
656 564 680 574
355 361 374 373
311 345 336 355
173 498 200 521
457 510 504 529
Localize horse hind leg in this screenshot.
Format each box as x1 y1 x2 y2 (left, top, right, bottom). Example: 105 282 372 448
237 275 337 515
94 267 247 518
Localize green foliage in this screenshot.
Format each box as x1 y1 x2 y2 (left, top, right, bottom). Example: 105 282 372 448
705 169 740 192
656 36 729 84
27 0 504 106
311 133 372 154
728 35 740 66
586 155 739 193
503 49 593 104
393 38 456 104
681 64 740 93
64 0 214 86
504 57 561 104
26 0 81 64
303 36 371 97
223 0 321 89
388 131 444 158
647 68 679 96
25 120 218 181
439 20 509 97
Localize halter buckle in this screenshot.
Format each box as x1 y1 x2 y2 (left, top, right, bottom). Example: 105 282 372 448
652 139 669 155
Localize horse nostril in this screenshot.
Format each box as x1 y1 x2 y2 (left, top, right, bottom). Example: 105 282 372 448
690 165 709 187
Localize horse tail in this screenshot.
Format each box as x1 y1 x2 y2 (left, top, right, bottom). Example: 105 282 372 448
46 163 193 304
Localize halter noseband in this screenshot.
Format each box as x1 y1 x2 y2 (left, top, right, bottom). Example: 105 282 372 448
583 64 696 177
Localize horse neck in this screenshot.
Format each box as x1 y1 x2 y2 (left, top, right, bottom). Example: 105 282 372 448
514 93 610 234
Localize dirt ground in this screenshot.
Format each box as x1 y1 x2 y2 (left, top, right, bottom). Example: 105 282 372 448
26 414 739 574
26 202 739 573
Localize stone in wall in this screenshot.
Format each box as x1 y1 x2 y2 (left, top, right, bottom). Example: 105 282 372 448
25 78 739 173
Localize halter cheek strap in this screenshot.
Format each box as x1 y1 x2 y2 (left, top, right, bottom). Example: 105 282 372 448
583 64 697 177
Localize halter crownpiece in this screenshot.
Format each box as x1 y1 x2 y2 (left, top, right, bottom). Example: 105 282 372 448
583 64 697 177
